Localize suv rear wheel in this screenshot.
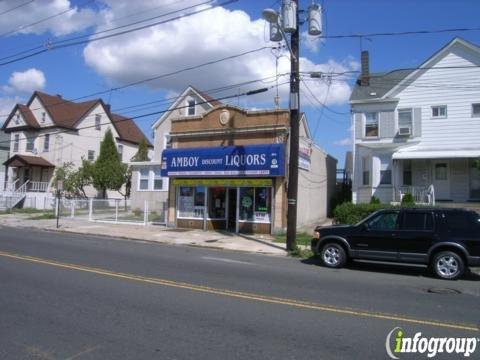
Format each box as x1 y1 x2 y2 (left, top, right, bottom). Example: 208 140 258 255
320 243 347 268
432 251 465 280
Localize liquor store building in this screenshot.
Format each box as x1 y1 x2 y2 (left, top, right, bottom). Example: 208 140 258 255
160 105 336 235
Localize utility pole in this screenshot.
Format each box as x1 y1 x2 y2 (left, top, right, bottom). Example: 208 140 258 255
263 1 322 252
286 0 300 252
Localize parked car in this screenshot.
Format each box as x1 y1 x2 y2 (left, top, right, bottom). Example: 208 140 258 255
311 208 480 280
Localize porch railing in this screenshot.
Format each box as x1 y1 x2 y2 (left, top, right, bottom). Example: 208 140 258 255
2 179 19 193
28 181 50 192
394 185 435 205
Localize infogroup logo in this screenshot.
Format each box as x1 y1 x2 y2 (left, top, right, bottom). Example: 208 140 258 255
385 327 479 359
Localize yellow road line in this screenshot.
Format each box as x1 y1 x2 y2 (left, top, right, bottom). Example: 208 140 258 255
0 250 478 332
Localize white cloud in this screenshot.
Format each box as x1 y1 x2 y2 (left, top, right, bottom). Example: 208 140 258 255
3 68 46 94
334 137 352 146
83 1 357 108
0 0 98 37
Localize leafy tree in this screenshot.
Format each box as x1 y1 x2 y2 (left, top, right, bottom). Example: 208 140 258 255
92 129 126 198
53 160 93 198
131 138 150 162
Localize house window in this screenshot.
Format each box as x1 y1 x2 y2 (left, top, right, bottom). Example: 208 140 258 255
153 168 163 190
26 135 35 152
41 112 46 123
139 169 149 190
118 144 123 161
432 105 447 118
472 103 480 117
364 112 378 137
13 134 19 152
398 109 413 134
187 99 195 116
362 157 370 186
44 134 50 152
403 160 412 186
95 114 101 130
379 155 391 185
15 114 20 125
88 150 95 161
164 134 172 149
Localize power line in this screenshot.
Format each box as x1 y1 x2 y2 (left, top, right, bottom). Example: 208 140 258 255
0 46 272 118
0 0 234 66
0 0 34 16
0 0 95 38
319 26 480 39
0 0 213 61
0 85 275 147
301 77 350 115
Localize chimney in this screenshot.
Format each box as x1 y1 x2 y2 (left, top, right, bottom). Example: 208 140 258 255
56 94 63 99
360 50 370 86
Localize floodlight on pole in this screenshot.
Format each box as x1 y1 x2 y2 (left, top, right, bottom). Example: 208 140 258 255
262 8 279 23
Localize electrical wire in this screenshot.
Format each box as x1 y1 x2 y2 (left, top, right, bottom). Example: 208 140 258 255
0 0 34 16
0 0 236 66
0 0 95 37
0 46 273 118
0 85 276 147
318 26 480 40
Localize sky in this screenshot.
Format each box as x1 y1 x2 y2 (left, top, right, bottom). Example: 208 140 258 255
0 0 479 167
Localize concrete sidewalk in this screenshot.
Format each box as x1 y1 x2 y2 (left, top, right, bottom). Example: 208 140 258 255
0 214 296 255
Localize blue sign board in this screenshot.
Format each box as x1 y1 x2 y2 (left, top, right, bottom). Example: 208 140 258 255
161 144 285 177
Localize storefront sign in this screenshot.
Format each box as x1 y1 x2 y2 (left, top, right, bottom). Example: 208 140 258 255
162 144 285 177
173 178 273 187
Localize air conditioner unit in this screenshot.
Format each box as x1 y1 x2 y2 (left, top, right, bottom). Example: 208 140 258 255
398 127 411 136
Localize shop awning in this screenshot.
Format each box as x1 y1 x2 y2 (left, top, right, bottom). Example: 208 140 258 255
392 148 480 160
4 154 55 168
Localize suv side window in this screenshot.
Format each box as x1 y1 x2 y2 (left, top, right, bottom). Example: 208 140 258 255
400 211 434 231
367 212 399 231
444 211 476 231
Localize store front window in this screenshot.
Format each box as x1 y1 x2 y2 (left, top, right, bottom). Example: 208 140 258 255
239 187 271 223
178 186 205 218
208 187 226 219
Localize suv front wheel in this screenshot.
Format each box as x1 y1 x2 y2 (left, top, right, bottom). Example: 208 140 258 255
432 251 465 280
320 243 347 269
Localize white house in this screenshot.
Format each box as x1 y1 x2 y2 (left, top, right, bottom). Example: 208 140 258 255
1 91 151 207
129 86 223 213
350 37 480 205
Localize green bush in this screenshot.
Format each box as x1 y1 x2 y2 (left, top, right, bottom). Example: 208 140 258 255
333 202 394 225
401 193 415 205
370 196 381 204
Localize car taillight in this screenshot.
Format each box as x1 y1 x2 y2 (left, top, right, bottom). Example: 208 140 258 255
313 231 320 239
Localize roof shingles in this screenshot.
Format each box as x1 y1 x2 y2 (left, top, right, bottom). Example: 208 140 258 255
3 91 150 146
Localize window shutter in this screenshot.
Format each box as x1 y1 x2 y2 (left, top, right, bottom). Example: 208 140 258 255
379 111 395 138
354 113 363 139
413 108 422 137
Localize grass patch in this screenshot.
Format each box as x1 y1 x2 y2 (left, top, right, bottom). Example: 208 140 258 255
273 232 312 247
27 212 55 220
288 246 314 258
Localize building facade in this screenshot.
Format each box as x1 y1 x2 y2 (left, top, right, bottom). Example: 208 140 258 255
350 38 480 205
130 86 336 234
2 91 151 205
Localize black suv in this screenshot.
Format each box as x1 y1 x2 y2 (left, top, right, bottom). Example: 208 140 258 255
311 208 480 280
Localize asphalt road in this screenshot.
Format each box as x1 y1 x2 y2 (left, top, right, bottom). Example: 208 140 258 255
0 227 479 360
